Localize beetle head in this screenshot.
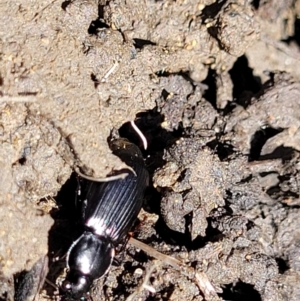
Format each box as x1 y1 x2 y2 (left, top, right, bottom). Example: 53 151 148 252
61 271 92 299
62 232 114 299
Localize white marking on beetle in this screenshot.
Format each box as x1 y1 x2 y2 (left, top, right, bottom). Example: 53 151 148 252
86 217 117 238
79 254 92 274
86 217 106 236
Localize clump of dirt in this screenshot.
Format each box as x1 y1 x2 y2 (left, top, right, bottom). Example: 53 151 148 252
1 0 300 301
154 138 226 239
0 103 72 283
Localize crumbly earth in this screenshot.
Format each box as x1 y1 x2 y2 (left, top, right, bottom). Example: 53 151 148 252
1 0 300 301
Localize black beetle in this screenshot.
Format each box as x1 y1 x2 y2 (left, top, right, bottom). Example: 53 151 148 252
61 138 149 299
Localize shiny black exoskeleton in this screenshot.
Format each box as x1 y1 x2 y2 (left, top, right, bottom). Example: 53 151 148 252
61 139 149 299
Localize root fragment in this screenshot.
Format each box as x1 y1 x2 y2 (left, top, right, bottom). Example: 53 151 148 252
129 237 217 298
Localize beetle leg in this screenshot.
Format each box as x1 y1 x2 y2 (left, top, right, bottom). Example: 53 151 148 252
112 256 121 267
75 175 81 210
75 176 87 219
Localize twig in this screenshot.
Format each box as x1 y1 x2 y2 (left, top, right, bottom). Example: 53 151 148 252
129 237 217 298
126 261 158 301
45 278 58 290
31 0 59 21
0 96 37 102
261 34 300 61
101 61 119 82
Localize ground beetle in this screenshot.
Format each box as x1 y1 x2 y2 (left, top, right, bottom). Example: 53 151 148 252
61 138 149 299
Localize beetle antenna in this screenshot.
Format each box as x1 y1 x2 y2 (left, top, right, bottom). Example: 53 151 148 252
130 120 147 150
